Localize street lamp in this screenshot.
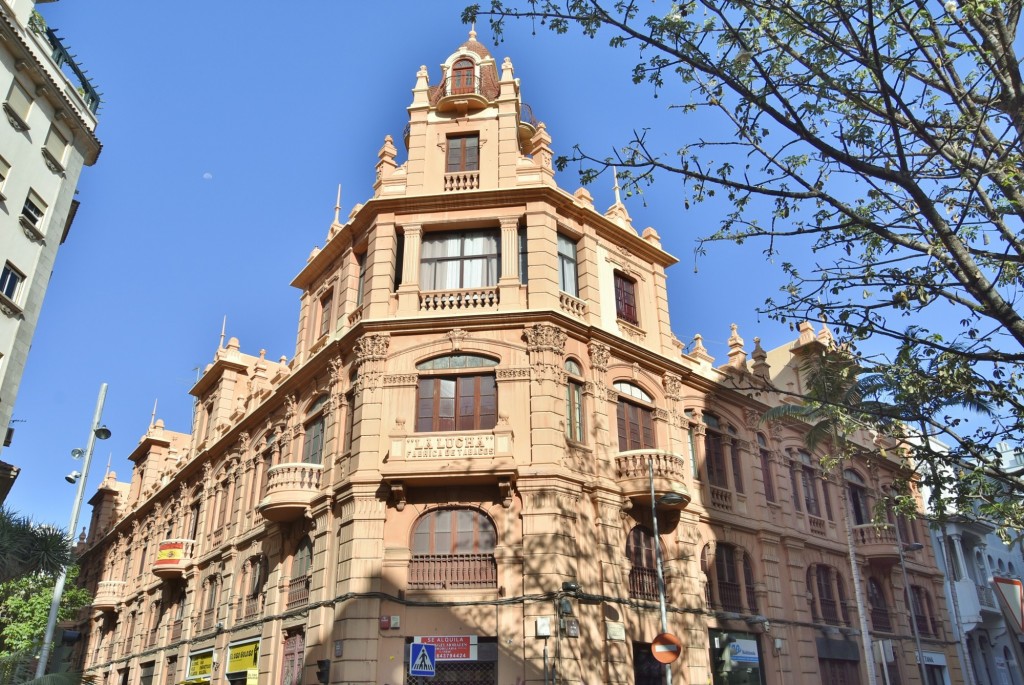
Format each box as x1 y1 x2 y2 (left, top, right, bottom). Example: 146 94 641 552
893 520 927 685
36 383 110 678
648 456 687 685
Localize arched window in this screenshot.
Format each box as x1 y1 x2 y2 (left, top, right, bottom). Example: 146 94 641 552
450 58 475 95
793 452 833 522
201 575 219 631
614 382 654 451
409 509 497 589
565 359 584 443
867 578 892 632
626 526 661 601
288 538 313 609
908 585 937 637
703 414 743 493
702 543 758 614
416 355 498 432
239 555 266 621
808 564 847 625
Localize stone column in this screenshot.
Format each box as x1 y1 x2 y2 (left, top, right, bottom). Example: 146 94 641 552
396 224 422 314
498 215 522 309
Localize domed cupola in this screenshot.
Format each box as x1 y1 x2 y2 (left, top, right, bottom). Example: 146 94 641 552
430 28 500 114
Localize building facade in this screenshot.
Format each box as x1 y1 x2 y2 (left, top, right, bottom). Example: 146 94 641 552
75 34 962 685
0 0 101 450
931 444 1024 685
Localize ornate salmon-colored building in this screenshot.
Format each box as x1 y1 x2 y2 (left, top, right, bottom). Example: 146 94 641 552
75 33 963 685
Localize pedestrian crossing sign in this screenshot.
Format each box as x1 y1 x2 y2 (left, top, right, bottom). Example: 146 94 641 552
409 643 436 677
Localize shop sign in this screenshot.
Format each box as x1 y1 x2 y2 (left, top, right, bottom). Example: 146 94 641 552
918 651 948 667
245 669 258 685
187 651 213 680
727 638 760 665
414 636 477 661
227 641 259 674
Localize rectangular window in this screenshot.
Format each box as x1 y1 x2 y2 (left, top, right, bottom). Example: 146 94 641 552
5 80 32 125
394 232 405 291
0 155 9 197
729 440 744 494
616 400 655 451
557 234 579 296
614 272 638 324
416 374 497 432
302 417 325 464
790 465 802 513
0 263 24 303
518 226 528 285
802 467 821 517
21 189 46 227
760 449 776 502
44 126 68 165
565 379 584 442
704 432 728 488
420 230 499 290
355 252 367 305
446 134 479 172
319 293 332 338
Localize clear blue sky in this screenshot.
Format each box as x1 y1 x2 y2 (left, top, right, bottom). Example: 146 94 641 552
5 2 788 529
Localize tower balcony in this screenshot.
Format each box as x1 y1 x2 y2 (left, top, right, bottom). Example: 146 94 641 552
258 462 324 522
615 450 691 510
434 76 488 115
92 580 125 612
152 539 195 579
851 524 900 562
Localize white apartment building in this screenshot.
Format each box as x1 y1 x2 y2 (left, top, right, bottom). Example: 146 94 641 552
0 0 101 449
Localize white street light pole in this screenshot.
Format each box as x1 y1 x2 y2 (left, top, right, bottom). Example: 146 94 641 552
36 383 110 677
648 456 673 685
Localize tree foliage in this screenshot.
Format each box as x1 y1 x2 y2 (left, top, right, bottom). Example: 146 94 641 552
0 508 74 585
463 0 1024 537
0 566 91 659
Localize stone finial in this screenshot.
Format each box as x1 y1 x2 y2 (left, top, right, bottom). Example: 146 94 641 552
573 187 595 208
817 323 833 345
727 324 747 368
604 168 635 233
797 321 816 345
501 56 514 81
308 246 321 262
690 334 715 364
752 337 770 378
642 227 661 248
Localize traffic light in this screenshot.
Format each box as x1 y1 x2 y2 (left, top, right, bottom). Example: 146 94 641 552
315 659 330 684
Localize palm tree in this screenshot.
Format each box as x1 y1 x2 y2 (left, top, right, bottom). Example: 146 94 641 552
0 508 74 585
0 508 81 685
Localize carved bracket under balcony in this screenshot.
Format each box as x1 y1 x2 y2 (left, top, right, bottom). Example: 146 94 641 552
615 450 691 510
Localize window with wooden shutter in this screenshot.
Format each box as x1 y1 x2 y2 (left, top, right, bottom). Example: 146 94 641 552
446 134 479 172
613 272 638 324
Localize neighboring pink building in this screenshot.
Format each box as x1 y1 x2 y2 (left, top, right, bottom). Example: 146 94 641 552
75 33 962 685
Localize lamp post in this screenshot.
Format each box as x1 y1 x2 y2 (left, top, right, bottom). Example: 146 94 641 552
893 520 927 685
36 383 111 677
648 455 686 685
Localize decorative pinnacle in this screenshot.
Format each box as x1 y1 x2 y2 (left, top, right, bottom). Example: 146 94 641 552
469 23 477 41
613 166 622 205
333 184 341 224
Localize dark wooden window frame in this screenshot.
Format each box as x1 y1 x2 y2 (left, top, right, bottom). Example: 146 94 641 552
446 134 480 172
613 271 638 324
416 373 497 432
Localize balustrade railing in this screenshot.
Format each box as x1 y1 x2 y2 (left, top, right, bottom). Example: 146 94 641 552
628 567 659 601
408 554 497 590
419 287 498 312
443 171 480 191
287 575 311 608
